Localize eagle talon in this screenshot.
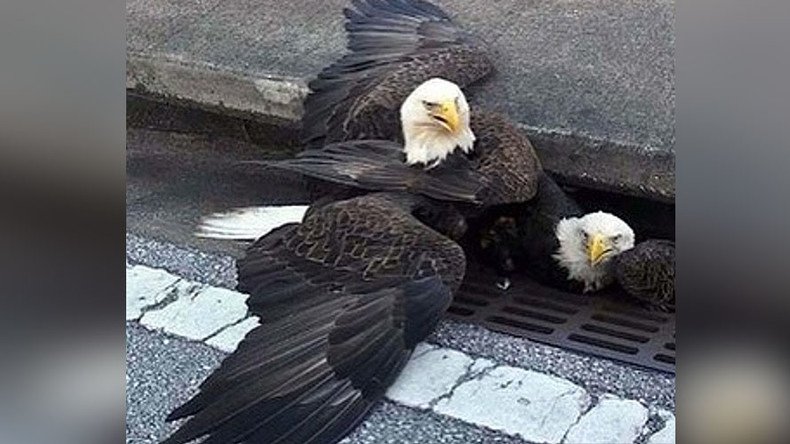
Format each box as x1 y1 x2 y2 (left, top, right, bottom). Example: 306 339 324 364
496 278 511 291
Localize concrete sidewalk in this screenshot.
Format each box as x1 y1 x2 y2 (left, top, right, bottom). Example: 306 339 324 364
126 0 674 201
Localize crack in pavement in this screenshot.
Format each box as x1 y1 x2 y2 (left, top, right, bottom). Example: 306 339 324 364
427 358 498 410
134 278 188 319
550 388 591 443
202 313 254 342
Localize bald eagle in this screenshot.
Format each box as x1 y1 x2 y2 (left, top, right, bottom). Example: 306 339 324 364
475 173 636 293
290 0 541 206
165 192 467 444
554 211 636 292
164 1 538 443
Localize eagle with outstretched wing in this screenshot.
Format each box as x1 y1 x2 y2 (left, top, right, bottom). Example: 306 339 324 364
163 1 540 443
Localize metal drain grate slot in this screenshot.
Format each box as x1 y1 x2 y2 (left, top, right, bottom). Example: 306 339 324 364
512 296 579 315
590 314 660 333
654 354 675 364
580 324 650 343
568 333 640 355
446 261 676 373
599 304 669 323
486 316 554 334
502 305 567 324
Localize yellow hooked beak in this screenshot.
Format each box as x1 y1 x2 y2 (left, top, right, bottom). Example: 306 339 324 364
587 233 610 266
432 100 460 134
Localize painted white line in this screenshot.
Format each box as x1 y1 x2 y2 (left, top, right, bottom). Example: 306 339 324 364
205 316 260 352
127 264 665 443
563 396 648 444
385 344 475 409
434 365 590 443
139 281 249 340
646 413 675 444
126 265 180 320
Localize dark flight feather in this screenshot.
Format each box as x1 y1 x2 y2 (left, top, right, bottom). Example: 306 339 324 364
298 0 540 206
261 139 487 204
163 193 466 444
301 0 494 149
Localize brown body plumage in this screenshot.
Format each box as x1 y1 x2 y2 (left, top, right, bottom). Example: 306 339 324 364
613 239 675 311
301 0 493 148
164 193 466 444
295 0 541 206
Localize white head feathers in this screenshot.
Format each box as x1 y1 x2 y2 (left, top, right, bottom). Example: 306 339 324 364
553 211 635 292
400 78 475 168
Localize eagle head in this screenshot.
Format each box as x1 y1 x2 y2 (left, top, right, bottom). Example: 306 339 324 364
553 211 635 292
399 78 475 168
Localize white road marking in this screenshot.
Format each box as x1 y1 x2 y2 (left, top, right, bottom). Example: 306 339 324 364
127 264 666 443
126 265 180 320
205 316 260 352
434 365 590 443
646 413 675 444
139 281 249 340
563 396 648 444
195 205 309 240
385 344 475 409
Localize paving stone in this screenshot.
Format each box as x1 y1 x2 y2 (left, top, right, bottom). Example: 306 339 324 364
563 396 648 444
434 365 590 443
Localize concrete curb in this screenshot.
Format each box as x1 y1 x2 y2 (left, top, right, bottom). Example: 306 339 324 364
126 51 674 202
127 52 308 122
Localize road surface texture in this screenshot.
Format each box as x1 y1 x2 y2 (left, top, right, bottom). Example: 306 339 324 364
126 0 675 202
126 127 675 444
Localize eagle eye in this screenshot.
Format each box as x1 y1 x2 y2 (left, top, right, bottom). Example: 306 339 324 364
422 100 438 109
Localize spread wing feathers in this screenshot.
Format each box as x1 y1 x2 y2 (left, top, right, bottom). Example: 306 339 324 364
468 111 542 205
613 239 675 310
261 140 486 204
301 0 493 148
164 193 466 444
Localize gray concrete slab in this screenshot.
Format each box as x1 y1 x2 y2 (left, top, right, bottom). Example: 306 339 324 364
126 0 674 201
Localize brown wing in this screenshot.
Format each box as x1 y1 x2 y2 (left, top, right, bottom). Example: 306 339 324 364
301 0 493 149
163 193 465 444
270 113 543 208
263 139 487 204
614 239 675 310
465 111 542 205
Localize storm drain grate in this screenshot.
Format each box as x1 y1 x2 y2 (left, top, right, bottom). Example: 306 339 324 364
447 263 676 374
